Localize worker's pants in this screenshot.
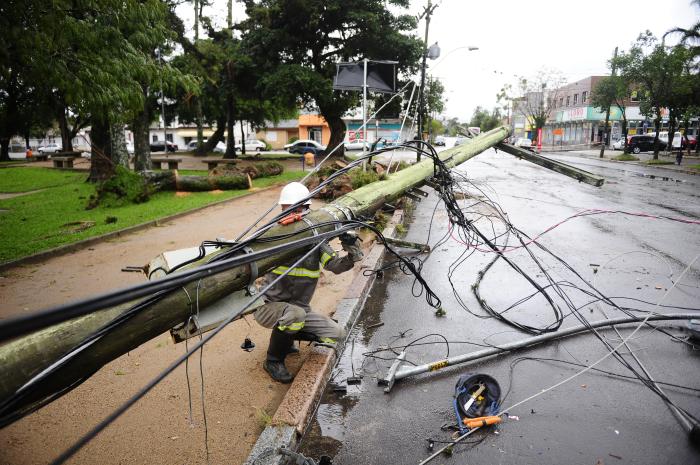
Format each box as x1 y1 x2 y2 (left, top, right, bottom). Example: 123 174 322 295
254 301 345 343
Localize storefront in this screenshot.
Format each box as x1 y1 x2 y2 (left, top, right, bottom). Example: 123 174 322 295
545 106 624 147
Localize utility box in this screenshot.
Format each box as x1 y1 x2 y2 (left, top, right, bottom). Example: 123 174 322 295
148 245 263 344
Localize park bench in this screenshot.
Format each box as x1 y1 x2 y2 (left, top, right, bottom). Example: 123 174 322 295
33 153 49 161
52 156 75 169
201 158 238 170
151 157 182 170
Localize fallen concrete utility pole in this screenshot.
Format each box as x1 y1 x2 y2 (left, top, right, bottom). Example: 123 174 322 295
496 143 605 187
379 313 696 392
0 127 511 426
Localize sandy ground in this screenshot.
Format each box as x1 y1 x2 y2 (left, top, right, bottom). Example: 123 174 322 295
0 185 366 465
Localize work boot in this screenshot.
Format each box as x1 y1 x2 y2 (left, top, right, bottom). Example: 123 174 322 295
264 328 294 383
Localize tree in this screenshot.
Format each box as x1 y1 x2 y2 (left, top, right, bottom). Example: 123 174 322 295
616 32 693 159
592 75 631 151
664 0 700 66
0 0 193 177
469 106 503 132
241 0 423 156
497 69 566 144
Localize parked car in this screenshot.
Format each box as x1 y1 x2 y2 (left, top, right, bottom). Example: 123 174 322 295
344 140 370 151
241 139 267 152
612 138 625 150
38 143 62 153
434 136 446 146
284 139 326 155
658 131 682 149
685 135 697 150
186 140 226 153
150 141 178 152
514 137 534 151
625 135 667 154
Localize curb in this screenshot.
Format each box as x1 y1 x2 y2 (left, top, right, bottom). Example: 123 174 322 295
243 210 404 465
547 152 700 177
0 183 285 272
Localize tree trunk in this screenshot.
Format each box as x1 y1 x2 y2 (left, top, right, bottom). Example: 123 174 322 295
224 95 237 159
198 117 225 155
621 116 628 152
89 118 114 182
57 105 74 152
110 123 130 168
652 116 661 159
142 170 251 191
195 98 204 150
667 116 676 155
0 138 9 162
599 112 611 158
240 120 246 155
132 98 152 171
325 114 346 158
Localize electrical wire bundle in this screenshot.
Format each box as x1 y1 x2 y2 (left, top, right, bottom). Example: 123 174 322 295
391 141 700 446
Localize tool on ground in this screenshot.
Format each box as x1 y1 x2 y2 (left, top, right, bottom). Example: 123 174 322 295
240 337 255 352
418 374 503 465
453 373 501 435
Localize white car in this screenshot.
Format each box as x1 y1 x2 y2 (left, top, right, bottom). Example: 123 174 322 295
658 131 682 149
514 138 534 151
344 140 370 151
38 143 62 153
612 138 625 150
240 139 267 152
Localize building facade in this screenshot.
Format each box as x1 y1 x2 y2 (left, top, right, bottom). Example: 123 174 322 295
543 75 700 148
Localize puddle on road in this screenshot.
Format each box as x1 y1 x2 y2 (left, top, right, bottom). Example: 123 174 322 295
632 172 684 182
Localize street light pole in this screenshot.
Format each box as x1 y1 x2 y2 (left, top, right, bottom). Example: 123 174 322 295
416 0 437 160
158 49 167 150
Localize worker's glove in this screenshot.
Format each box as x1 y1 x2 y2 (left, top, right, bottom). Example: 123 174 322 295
340 231 364 262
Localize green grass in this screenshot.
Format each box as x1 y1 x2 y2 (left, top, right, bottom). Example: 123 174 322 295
644 159 675 165
0 167 85 192
0 168 303 263
612 153 639 161
688 164 700 171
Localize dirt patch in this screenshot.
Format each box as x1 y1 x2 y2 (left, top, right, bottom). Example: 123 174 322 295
0 186 371 465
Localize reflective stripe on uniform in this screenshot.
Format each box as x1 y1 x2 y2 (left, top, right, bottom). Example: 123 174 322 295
318 337 337 344
271 266 320 279
320 251 335 267
278 321 305 332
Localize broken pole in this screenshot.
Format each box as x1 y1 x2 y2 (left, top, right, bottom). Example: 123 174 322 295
496 142 605 187
0 127 512 425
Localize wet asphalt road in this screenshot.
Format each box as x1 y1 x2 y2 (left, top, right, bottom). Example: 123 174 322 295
299 150 700 465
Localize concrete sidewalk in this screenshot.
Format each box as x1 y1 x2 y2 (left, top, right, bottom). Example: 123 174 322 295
543 148 700 175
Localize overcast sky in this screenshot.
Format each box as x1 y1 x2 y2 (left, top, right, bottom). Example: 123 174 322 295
178 0 698 122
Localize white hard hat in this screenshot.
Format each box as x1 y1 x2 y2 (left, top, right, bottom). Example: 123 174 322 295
279 182 312 206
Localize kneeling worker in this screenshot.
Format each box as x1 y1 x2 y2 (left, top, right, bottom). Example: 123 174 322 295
254 182 363 383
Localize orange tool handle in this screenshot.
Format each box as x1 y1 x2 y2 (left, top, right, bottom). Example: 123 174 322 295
463 415 502 429
278 213 303 225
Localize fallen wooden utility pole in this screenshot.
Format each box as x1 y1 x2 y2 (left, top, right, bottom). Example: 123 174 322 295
496 143 605 187
0 127 511 426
